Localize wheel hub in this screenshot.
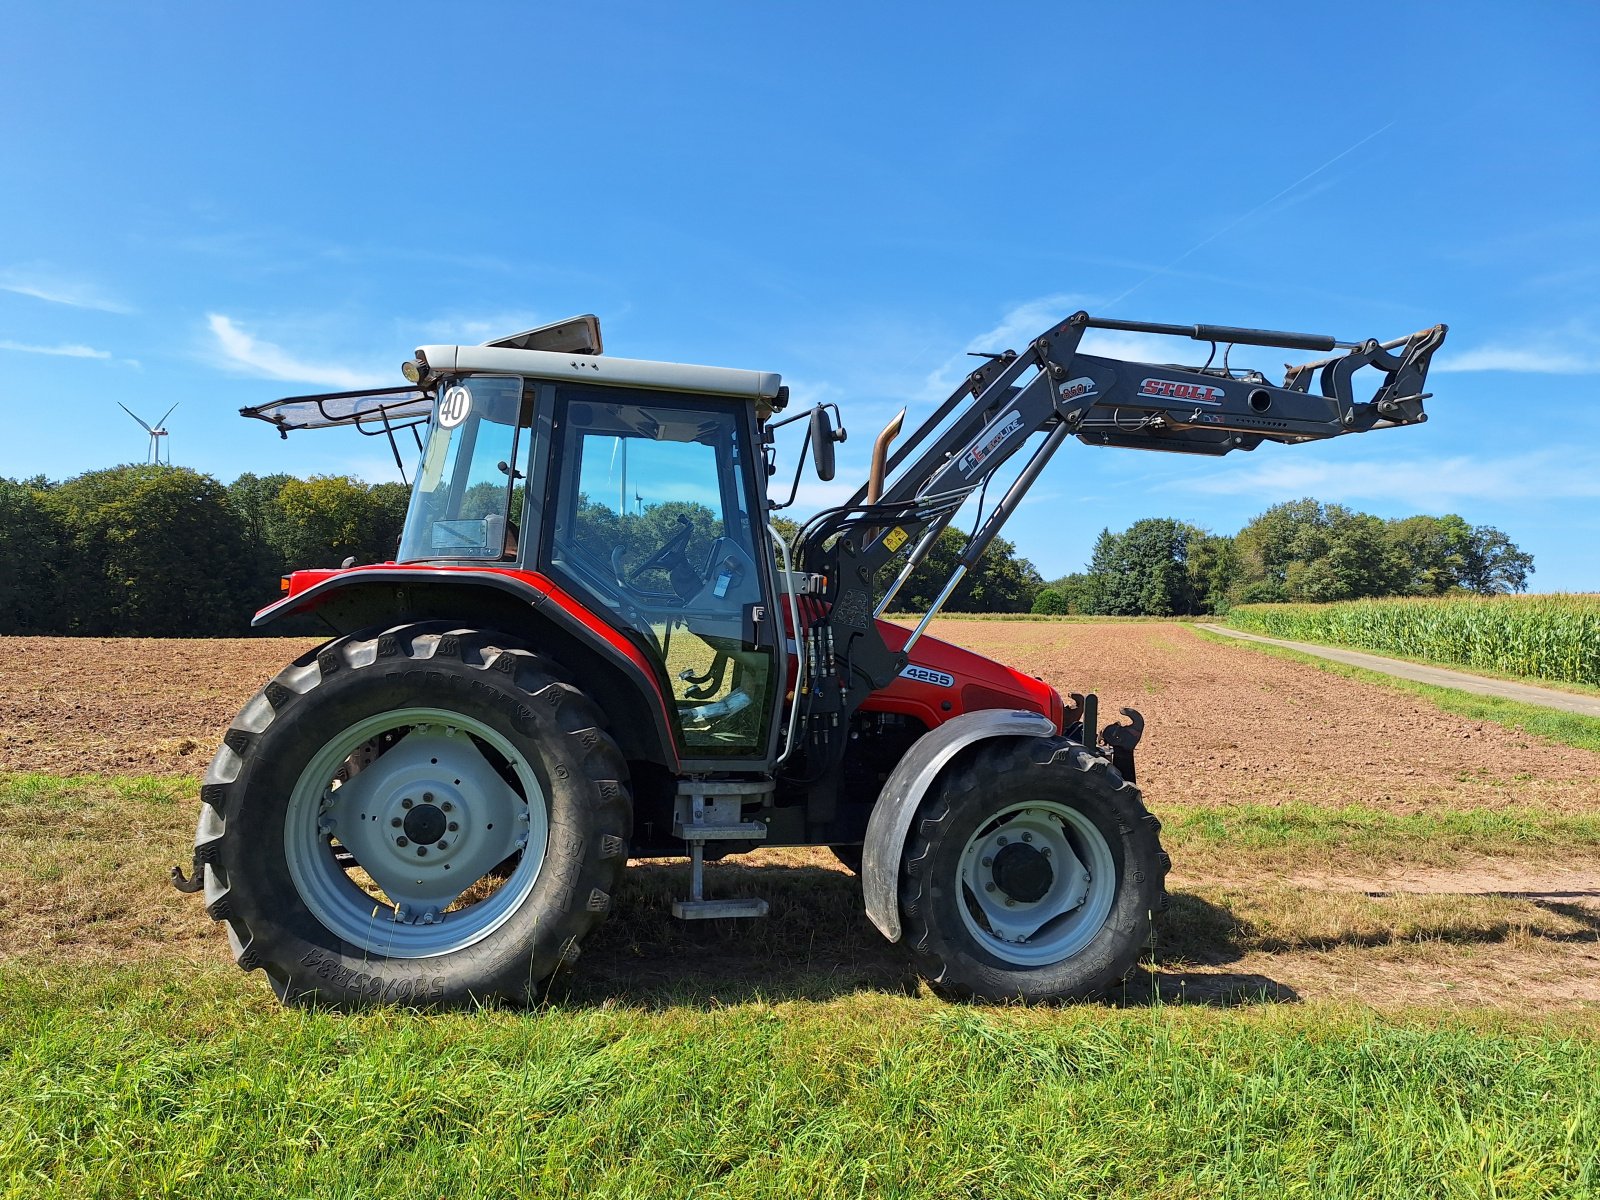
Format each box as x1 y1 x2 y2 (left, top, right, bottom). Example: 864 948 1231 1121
991 841 1053 903
318 726 531 923
402 802 448 846
957 804 1102 958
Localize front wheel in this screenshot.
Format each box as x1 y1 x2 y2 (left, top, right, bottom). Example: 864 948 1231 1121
192 623 631 1007
900 737 1167 1001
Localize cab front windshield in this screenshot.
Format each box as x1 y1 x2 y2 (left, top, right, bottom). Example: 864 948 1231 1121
398 376 528 562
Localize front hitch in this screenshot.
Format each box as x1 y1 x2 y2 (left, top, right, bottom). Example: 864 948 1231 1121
1100 708 1144 784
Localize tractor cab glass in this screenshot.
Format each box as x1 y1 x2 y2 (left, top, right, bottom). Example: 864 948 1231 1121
544 389 776 759
398 376 530 562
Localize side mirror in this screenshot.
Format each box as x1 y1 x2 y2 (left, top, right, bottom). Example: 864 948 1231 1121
810 405 843 481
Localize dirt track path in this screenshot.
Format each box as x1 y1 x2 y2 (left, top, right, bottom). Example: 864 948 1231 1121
1198 623 1600 717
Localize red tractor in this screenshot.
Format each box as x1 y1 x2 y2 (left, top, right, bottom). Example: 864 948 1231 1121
175 311 1445 1006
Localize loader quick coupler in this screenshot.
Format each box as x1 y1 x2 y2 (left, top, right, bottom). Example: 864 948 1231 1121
1100 708 1145 784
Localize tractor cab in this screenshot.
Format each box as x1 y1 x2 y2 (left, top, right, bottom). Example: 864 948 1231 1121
394 366 782 758
243 317 790 764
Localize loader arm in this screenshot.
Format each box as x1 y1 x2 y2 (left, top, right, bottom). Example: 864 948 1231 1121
785 311 1445 776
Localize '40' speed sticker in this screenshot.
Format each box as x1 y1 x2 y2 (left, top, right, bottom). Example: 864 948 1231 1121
438 386 473 429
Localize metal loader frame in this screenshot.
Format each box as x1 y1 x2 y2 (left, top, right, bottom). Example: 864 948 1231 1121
783 312 1446 881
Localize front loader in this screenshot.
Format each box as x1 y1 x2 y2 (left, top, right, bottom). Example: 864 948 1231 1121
176 309 1446 1005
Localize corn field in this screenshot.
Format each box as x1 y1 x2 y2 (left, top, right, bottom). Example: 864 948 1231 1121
1226 594 1600 687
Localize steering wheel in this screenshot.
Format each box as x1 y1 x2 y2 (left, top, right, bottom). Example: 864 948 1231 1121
610 515 703 602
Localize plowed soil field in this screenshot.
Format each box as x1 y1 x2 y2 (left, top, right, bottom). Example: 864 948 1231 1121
3 621 1597 1011
3 623 1596 811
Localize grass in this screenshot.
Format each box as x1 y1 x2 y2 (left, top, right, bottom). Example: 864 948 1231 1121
1226 595 1600 689
1164 803 1600 861
1193 626 1600 753
2 966 1599 1199
5 765 1600 1194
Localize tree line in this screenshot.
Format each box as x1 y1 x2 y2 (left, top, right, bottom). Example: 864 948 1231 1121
0 466 1535 635
0 467 407 635
1033 500 1533 617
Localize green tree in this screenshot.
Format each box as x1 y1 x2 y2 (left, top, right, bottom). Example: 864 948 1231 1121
1460 524 1534 594
368 482 410 562
227 472 296 598
45 465 256 635
0 477 65 633
1085 518 1209 615
1186 533 1239 614
272 475 403 570
881 528 1042 614
1031 588 1068 615
1034 572 1094 615
1234 498 1404 603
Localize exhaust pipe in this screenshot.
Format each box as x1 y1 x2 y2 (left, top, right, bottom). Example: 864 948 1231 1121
866 408 906 503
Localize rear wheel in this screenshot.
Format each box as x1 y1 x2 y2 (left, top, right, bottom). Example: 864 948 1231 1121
193 623 631 1007
900 737 1167 1001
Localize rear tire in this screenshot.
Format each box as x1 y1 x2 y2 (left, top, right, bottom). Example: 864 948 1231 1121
900 737 1167 1002
192 623 631 1007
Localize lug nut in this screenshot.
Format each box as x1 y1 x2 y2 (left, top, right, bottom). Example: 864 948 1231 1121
390 817 402 828
397 837 409 847
442 801 453 812
1021 832 1033 843
447 821 459 832
1042 848 1052 858
981 855 993 868
985 882 996 892
1005 899 1016 907
424 792 434 803
436 840 449 850
401 798 413 809
997 835 1008 846
417 847 427 857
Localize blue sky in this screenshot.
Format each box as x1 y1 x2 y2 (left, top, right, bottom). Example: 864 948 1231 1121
3 3 1597 590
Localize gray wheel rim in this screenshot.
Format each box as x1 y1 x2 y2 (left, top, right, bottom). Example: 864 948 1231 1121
284 706 548 959
956 799 1117 967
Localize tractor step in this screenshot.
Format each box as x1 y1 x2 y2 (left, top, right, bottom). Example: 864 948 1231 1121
671 898 770 920
671 818 768 841
671 777 773 921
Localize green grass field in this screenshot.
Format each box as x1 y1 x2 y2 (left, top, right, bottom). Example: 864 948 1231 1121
4 769 1600 1198
4 967 1599 1199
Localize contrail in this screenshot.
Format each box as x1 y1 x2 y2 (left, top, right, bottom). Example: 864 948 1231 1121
1103 120 1397 312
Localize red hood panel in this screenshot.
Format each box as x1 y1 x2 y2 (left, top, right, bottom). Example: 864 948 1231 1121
866 619 1063 731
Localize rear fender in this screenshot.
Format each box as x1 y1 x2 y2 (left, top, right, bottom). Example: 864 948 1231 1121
861 708 1058 942
252 569 679 769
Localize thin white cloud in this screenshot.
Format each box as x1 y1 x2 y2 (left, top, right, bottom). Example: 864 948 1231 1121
206 314 389 390
0 339 112 359
922 293 1097 399
1436 319 1600 375
1434 344 1600 374
0 268 132 314
1173 450 1600 505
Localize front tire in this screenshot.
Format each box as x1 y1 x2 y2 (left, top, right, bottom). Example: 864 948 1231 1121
900 737 1167 1002
192 623 631 1007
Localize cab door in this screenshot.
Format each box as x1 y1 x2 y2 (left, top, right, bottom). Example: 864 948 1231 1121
539 384 780 767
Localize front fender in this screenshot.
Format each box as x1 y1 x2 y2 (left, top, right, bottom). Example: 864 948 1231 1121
861 708 1058 942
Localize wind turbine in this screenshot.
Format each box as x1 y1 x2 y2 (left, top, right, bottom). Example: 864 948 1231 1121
118 402 178 465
